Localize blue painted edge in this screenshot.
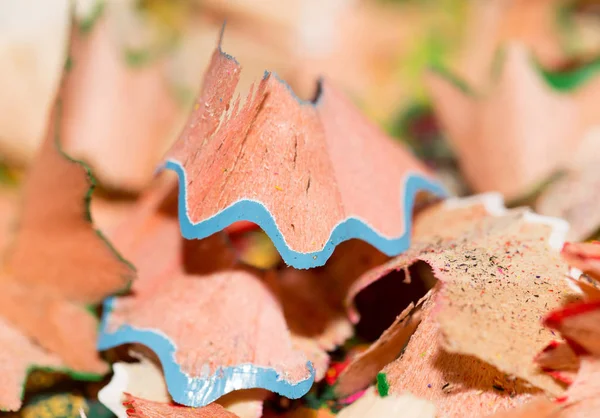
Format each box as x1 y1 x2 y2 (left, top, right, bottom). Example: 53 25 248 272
165 159 448 269
98 298 315 407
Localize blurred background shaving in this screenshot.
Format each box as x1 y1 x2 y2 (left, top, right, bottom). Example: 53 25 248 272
2 0 600 209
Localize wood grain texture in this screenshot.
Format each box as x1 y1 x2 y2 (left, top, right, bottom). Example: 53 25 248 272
382 286 539 418
167 44 441 260
123 394 239 418
100 176 315 406
349 196 578 395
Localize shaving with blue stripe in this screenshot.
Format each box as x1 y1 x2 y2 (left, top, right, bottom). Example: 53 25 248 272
162 32 446 270
97 176 316 408
97 29 447 411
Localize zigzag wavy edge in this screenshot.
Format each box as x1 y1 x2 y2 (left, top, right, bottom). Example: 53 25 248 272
98 298 315 408
165 159 448 269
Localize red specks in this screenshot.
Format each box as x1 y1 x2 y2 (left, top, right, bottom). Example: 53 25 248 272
547 371 574 385
555 395 569 404
325 360 351 386
542 340 561 352
545 300 600 328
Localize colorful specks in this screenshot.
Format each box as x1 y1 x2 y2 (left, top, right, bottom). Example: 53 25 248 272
376 373 390 398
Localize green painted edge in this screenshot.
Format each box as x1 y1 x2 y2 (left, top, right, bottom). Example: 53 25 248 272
64 6 76 74
428 63 476 96
538 55 600 91
85 304 98 317
2 13 138 412
122 32 180 69
122 23 180 69
376 372 390 398
64 54 73 73
61 6 135 295
431 47 600 96
53 99 136 299
78 0 105 34
0 97 137 412
124 48 156 68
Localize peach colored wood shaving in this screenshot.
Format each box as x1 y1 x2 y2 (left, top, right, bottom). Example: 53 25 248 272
7 104 133 304
0 188 17 262
101 174 400 404
427 43 593 201
270 240 389 381
0 282 106 374
91 197 138 240
458 0 570 89
566 274 600 301
335 293 428 398
0 70 133 375
557 356 600 417
166 42 441 260
99 353 171 418
274 268 353 351
99 352 266 418
561 242 600 283
536 163 600 241
62 15 180 192
490 358 600 418
336 387 436 418
0 316 65 411
435 215 575 395
484 397 557 418
100 179 315 405
107 267 311 383
545 299 600 357
350 196 579 395
535 130 600 241
289 335 330 382
216 390 267 418
123 394 239 418
348 194 506 320
548 243 600 362
535 341 580 378
382 286 539 418
498 274 600 417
